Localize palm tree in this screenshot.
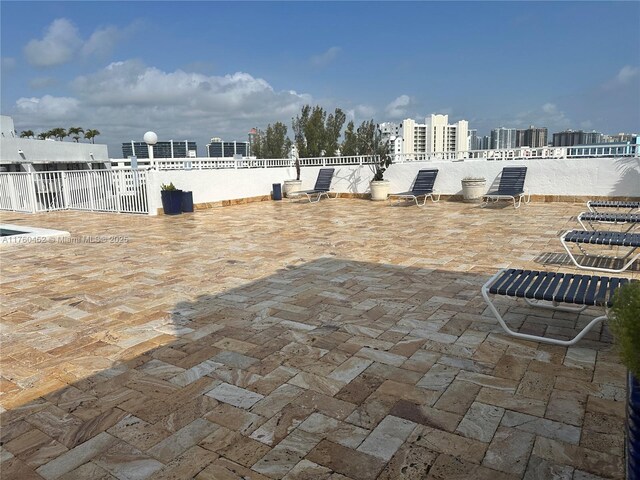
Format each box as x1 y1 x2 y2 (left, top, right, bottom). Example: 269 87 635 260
68 127 84 143
84 129 100 144
20 130 35 139
37 132 49 140
49 127 67 141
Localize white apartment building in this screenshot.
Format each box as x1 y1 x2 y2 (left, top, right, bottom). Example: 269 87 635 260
426 114 468 153
391 115 469 154
399 118 426 154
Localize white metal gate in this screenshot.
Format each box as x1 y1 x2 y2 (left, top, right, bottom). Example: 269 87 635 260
0 170 149 214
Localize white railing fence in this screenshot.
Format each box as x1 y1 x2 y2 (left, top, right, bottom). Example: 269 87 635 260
0 169 148 214
111 155 378 170
392 144 639 163
110 144 638 170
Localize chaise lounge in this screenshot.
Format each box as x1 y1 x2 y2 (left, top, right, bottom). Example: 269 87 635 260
288 168 337 203
577 211 640 232
482 268 636 346
481 166 530 209
587 200 640 213
388 169 440 206
560 229 640 273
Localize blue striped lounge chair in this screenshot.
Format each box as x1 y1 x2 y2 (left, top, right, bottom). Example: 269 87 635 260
288 168 337 203
577 211 640 232
587 200 640 213
388 169 440 206
482 268 636 345
482 166 530 209
560 230 640 273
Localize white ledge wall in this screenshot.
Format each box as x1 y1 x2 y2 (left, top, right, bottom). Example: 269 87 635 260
0 137 109 164
385 157 640 198
146 157 639 214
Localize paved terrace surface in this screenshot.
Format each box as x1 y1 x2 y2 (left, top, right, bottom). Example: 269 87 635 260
0 200 637 480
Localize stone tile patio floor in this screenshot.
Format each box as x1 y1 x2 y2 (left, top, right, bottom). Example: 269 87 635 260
0 200 636 480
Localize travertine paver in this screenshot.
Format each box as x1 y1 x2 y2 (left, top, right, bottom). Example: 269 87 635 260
1 200 636 479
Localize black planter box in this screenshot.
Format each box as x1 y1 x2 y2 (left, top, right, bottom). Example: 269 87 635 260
161 190 183 215
182 191 194 212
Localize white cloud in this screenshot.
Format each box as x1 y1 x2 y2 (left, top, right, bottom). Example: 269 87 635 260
81 26 122 59
604 65 639 90
24 18 82 67
15 95 80 120
310 47 341 67
23 18 130 67
10 61 312 155
385 95 411 118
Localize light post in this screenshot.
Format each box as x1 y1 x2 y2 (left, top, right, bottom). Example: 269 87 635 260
144 131 158 168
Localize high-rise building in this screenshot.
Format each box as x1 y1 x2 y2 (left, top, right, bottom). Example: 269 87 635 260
395 115 468 153
490 128 517 149
515 126 548 148
425 114 468 153
468 129 480 150
398 118 426 153
552 130 605 147
207 138 250 157
122 140 197 159
379 122 401 138
582 131 604 144
609 133 638 143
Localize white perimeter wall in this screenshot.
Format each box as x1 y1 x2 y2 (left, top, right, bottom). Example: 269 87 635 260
146 157 639 214
0 137 109 164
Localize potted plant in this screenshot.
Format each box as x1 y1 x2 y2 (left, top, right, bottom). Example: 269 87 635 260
370 153 392 201
160 182 183 215
609 281 640 479
360 121 391 201
461 176 486 203
283 154 302 198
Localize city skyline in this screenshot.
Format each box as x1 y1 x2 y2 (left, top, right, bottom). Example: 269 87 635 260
1 1 639 157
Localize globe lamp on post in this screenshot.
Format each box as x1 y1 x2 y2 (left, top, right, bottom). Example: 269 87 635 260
144 131 158 168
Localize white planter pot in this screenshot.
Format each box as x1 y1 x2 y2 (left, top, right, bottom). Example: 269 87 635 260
370 180 390 201
461 179 486 203
283 180 302 198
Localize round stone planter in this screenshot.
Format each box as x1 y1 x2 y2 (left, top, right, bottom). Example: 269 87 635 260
461 179 486 203
283 180 302 198
370 180 390 201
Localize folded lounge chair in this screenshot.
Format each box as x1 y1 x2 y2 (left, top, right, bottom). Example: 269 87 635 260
388 169 440 206
288 168 337 203
482 268 636 346
560 230 640 273
481 166 530 209
587 200 640 213
577 212 640 232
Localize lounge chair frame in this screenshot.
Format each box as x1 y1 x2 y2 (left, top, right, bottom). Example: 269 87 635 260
388 169 441 207
587 200 640 213
577 212 639 232
560 230 640 273
288 168 338 203
482 268 634 346
481 166 530 209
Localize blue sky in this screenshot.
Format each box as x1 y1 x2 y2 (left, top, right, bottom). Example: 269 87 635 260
1 1 639 157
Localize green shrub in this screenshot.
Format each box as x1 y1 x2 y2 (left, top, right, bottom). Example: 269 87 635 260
610 281 640 379
161 182 177 191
